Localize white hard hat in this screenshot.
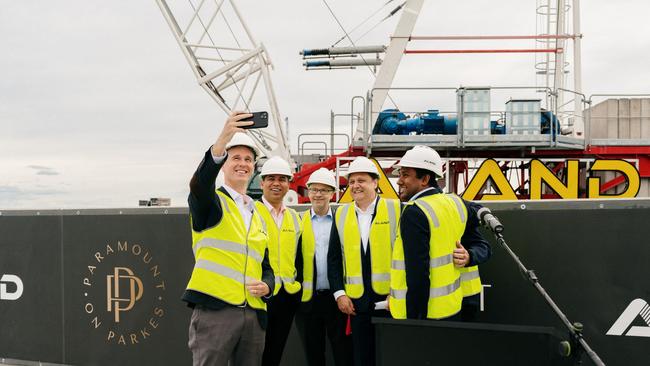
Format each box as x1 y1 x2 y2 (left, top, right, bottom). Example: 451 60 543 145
260 156 292 178
343 156 379 178
392 145 444 178
307 168 337 191
225 132 261 157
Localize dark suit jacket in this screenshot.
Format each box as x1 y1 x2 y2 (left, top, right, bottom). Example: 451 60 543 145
183 148 275 328
400 187 491 319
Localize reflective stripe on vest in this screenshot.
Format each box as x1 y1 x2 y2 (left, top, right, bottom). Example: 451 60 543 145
187 190 268 310
446 194 482 297
256 202 302 295
336 198 399 298
389 194 466 319
448 194 467 224
389 217 407 319
386 200 398 250
460 266 482 296
300 207 336 302
431 254 453 268
193 238 264 264
300 210 315 302
195 259 257 285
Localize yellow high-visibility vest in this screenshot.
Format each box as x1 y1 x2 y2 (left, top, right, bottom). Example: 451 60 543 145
390 194 466 319
300 210 315 302
255 202 302 295
460 266 482 297
335 198 401 298
187 190 268 310
447 195 483 297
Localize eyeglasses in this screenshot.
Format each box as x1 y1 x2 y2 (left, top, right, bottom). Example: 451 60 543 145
308 188 334 195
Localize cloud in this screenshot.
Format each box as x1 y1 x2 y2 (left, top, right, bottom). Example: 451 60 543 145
0 186 20 195
0 184 69 209
36 170 59 176
27 165 59 176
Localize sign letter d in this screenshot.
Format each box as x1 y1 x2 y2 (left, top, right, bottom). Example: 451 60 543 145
0 274 24 301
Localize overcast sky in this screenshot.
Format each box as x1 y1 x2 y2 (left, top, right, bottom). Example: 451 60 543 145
2 0 649 209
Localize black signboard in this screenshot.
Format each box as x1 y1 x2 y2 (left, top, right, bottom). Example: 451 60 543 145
0 215 64 362
1 204 649 366
61 212 194 366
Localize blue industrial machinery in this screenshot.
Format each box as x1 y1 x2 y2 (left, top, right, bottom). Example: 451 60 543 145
372 108 560 136
540 110 560 137
373 109 459 135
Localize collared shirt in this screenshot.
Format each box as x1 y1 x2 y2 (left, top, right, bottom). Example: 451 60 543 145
311 207 333 290
262 196 286 228
221 184 254 231
211 151 254 230
333 196 378 300
410 187 438 202
354 196 378 252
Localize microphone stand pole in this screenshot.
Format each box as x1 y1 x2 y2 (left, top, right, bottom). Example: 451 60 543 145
491 231 606 366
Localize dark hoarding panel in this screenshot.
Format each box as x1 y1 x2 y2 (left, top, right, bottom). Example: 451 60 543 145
0 216 64 363
374 319 574 366
61 213 194 366
1 203 649 366
478 207 650 366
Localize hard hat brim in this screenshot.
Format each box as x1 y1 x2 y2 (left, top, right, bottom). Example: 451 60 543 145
391 161 441 177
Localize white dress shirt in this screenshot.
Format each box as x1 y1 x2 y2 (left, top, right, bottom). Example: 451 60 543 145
334 196 378 300
355 196 378 253
221 184 254 231
212 151 254 230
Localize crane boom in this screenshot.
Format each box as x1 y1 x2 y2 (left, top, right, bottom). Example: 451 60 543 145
155 0 292 163
353 0 424 143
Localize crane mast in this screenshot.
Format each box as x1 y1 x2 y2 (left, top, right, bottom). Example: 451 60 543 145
155 0 292 163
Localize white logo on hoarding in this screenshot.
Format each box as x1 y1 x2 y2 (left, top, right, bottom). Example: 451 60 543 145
0 274 24 300
607 298 650 337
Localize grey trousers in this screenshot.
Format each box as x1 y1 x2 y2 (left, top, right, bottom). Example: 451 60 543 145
188 306 265 366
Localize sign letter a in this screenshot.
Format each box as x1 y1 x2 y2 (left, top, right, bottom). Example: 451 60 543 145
607 298 650 337
462 159 517 201
339 158 398 203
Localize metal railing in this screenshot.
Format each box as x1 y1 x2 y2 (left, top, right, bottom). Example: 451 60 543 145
322 87 650 155
297 133 351 156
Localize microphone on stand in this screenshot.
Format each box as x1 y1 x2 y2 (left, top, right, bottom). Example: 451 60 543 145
477 207 504 234
474 206 605 365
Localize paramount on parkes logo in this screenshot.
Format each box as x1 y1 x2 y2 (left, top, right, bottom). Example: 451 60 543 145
82 241 166 346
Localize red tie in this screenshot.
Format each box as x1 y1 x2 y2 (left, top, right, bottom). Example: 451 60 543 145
345 315 352 336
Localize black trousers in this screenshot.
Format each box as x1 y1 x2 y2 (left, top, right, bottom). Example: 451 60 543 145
350 309 389 366
262 287 300 366
295 290 352 366
461 294 481 322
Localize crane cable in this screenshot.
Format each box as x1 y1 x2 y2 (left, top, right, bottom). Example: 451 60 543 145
321 0 401 109
331 0 395 47
188 0 271 149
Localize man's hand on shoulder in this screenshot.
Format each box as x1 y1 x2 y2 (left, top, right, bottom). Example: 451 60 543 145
453 240 470 267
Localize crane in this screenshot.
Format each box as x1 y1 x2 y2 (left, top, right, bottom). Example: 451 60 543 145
155 0 292 164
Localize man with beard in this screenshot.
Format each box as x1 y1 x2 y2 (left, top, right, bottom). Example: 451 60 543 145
389 146 491 321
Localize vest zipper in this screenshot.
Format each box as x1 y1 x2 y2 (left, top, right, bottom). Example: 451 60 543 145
243 218 251 307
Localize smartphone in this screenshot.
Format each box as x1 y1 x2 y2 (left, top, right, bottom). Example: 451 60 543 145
241 111 269 129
